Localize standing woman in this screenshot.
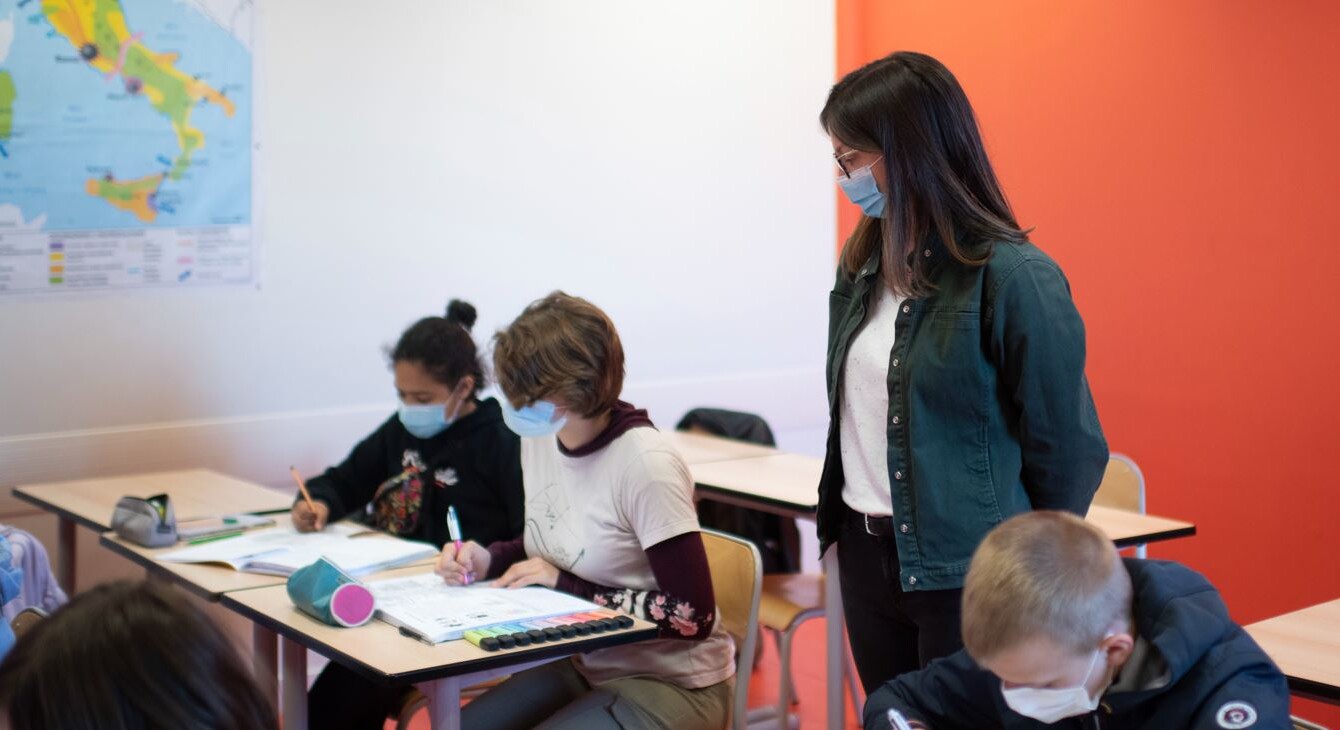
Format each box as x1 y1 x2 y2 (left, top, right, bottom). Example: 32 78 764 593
817 51 1108 692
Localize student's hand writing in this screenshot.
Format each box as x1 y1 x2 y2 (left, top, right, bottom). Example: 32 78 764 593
494 556 559 589
436 540 490 586
290 500 330 532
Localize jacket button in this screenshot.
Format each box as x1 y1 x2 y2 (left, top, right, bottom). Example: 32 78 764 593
899 523 910 534
894 470 904 480
892 416 900 425
924 249 932 257
907 576 917 585
892 358 899 367
902 304 911 314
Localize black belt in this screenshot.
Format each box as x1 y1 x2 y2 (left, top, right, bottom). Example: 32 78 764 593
846 506 894 537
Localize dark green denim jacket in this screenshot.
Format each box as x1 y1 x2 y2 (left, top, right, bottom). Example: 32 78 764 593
819 240 1107 591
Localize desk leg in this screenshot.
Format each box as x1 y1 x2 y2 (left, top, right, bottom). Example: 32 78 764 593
823 546 846 730
281 637 308 730
57 517 76 592
252 625 279 715
421 677 463 730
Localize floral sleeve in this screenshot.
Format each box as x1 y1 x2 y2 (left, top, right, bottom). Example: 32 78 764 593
554 532 716 641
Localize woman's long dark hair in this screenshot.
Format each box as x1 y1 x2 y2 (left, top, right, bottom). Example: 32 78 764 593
0 581 277 730
821 51 1029 298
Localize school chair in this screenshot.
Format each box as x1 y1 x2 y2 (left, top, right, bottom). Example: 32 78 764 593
1092 453 1148 558
679 409 801 575
1291 717 1330 730
9 606 48 640
751 573 862 729
701 528 763 730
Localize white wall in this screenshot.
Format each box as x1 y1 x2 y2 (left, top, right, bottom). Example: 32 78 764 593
0 1 836 495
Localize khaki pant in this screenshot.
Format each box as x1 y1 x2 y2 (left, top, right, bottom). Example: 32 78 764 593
460 657 733 730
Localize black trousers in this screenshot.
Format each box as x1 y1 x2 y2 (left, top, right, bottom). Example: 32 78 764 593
308 661 412 730
837 502 964 694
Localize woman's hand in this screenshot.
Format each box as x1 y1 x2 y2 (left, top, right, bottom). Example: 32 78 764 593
494 556 560 589
290 500 330 532
435 540 490 586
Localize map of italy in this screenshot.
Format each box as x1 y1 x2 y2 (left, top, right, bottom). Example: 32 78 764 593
43 0 234 221
0 0 251 234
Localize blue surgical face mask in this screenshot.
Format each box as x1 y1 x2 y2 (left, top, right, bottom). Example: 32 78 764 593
837 156 886 218
397 381 471 439
500 398 567 438
398 402 452 439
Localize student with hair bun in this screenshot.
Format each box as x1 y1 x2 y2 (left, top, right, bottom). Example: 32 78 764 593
292 299 524 730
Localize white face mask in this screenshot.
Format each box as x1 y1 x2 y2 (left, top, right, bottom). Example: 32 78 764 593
1000 648 1107 723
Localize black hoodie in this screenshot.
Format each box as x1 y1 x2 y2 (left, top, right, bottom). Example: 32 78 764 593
303 397 523 549
863 559 1290 730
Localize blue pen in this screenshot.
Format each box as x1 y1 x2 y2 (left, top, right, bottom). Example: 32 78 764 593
446 505 473 585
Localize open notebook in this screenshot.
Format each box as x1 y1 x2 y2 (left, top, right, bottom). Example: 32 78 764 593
157 523 436 576
367 573 601 643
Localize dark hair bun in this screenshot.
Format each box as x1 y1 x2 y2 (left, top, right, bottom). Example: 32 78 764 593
445 299 477 332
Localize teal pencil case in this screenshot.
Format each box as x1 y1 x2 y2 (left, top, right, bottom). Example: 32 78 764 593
286 557 377 628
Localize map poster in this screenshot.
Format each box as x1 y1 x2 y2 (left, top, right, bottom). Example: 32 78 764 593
0 0 254 295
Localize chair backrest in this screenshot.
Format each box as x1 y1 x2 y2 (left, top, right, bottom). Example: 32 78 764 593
1093 453 1146 513
10 606 48 640
700 528 762 730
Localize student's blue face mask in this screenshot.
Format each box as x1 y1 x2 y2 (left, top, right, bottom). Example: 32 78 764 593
837 156 886 218
398 383 470 439
398 403 451 439
500 398 567 438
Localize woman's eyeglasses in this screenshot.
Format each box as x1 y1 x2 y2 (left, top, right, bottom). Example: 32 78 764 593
833 149 860 178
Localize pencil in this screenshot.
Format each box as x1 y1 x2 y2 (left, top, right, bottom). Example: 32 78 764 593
289 466 317 514
188 530 245 545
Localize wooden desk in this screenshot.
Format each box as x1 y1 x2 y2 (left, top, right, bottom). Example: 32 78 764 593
1246 599 1340 704
688 452 1199 730
13 468 294 589
690 453 823 515
691 454 1197 547
1085 504 1196 548
103 524 438 723
100 532 290 601
222 565 659 730
663 430 779 465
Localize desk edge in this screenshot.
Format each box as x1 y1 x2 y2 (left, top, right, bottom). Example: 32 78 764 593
693 484 816 518
98 533 228 603
12 487 111 532
1111 524 1197 548
1286 676 1340 704
219 592 659 687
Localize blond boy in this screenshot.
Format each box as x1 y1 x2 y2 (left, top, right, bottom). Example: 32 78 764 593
864 511 1289 729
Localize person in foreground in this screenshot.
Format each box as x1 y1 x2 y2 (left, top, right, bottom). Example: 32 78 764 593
864 511 1289 730
0 580 276 730
437 291 735 730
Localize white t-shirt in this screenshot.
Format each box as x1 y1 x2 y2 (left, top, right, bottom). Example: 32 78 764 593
520 426 736 689
840 283 905 517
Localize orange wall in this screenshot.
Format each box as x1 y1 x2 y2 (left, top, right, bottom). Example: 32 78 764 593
835 0 1340 722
